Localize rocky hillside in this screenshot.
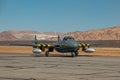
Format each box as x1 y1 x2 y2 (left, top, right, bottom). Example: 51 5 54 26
43 32 63 36
0 30 59 41
62 26 120 40
0 26 120 41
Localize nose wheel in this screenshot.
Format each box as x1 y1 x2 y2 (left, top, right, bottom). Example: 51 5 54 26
71 51 79 57
75 51 79 56
71 52 76 57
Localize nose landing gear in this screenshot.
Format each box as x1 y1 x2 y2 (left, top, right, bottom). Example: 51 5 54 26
71 51 79 57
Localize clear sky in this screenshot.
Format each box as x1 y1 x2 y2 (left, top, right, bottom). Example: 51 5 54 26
0 0 120 33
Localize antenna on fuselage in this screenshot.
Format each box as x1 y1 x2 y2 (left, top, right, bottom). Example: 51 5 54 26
34 35 38 44
57 35 61 44
58 35 60 40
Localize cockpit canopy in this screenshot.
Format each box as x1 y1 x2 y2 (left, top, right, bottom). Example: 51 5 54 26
63 36 74 41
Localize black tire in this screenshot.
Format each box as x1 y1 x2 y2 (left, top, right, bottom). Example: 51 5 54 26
71 52 75 57
75 51 79 56
45 51 49 57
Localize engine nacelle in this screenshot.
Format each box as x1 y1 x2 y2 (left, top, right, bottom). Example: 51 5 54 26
32 48 42 53
84 48 95 53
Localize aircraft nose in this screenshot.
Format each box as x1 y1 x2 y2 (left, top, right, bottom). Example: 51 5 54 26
68 41 78 48
72 42 78 48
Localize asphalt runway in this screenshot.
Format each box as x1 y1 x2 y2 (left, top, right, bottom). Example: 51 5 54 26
0 54 120 80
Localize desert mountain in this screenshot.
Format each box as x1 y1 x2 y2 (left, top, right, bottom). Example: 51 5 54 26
43 32 63 36
50 26 120 41
0 30 40 41
0 26 120 41
62 26 120 40
0 30 61 41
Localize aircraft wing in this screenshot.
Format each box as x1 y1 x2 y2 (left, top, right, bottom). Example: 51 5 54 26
78 43 90 48
10 43 34 46
9 43 48 48
78 43 95 53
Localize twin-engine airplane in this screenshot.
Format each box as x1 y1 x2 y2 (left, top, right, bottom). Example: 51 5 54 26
11 35 95 57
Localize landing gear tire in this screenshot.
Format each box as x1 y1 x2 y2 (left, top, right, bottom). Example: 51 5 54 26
71 52 76 57
75 51 79 56
45 51 49 57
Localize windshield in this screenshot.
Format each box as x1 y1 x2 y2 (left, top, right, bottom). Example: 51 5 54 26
63 36 74 41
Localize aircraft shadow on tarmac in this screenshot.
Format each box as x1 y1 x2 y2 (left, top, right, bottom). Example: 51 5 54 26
31 54 96 57
0 52 97 58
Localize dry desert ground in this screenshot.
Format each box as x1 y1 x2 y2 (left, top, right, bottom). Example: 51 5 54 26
0 46 120 80
0 46 120 56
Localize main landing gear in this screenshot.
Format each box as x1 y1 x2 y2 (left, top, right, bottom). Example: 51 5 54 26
45 51 49 57
45 50 79 57
71 51 79 57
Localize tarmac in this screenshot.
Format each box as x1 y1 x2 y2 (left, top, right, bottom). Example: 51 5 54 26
0 53 120 80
